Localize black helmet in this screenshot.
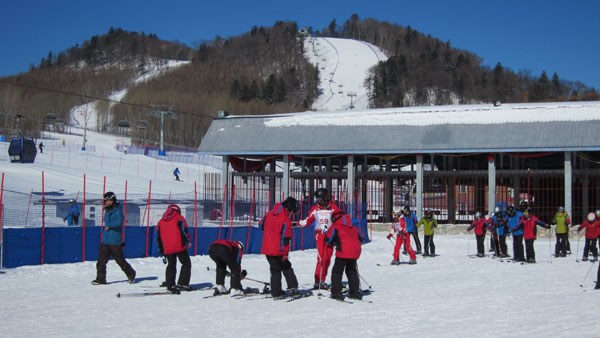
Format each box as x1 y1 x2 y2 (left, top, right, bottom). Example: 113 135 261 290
315 188 329 202
282 197 299 214
403 205 410 213
425 210 433 218
103 191 117 203
507 205 515 216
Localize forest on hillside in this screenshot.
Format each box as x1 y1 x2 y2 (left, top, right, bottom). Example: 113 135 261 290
0 17 597 148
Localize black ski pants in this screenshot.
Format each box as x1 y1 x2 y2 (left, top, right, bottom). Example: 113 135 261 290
525 238 536 261
96 243 136 283
266 255 299 297
424 234 435 255
476 235 486 255
330 257 360 298
583 238 598 258
165 249 192 288
208 243 242 290
555 233 568 256
411 230 422 252
513 234 525 261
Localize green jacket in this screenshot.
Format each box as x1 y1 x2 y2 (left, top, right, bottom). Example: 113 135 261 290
552 212 570 234
417 217 438 235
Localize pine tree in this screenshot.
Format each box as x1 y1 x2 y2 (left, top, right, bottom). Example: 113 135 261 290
551 72 562 99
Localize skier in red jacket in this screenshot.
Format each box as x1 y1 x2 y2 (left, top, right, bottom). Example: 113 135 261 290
388 210 417 264
259 197 300 299
577 212 600 261
468 211 489 257
208 239 246 296
326 211 364 300
156 204 192 292
298 188 342 289
520 208 550 263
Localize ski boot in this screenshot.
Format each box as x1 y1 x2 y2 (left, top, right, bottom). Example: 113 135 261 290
390 259 400 265
408 259 417 265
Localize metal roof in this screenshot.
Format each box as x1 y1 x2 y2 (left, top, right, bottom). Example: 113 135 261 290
197 102 600 155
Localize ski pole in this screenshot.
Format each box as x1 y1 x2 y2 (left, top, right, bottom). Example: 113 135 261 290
579 259 597 288
548 228 553 263
576 232 581 262
358 273 373 289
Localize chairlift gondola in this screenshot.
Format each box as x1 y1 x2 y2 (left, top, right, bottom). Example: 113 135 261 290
135 120 148 130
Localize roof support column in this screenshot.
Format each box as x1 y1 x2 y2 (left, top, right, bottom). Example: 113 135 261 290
221 155 229 220
416 154 424 219
565 151 572 217
283 155 290 198
488 153 496 216
347 155 355 218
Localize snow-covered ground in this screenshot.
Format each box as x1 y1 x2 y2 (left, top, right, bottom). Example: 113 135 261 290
304 37 387 111
1 231 598 338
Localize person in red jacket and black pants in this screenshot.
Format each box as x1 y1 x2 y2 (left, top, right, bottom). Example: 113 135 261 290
157 205 192 292
577 212 600 262
259 197 300 299
468 211 489 257
520 208 550 263
208 239 245 296
326 211 364 300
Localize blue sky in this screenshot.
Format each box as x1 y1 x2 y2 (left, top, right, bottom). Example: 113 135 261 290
1 0 599 89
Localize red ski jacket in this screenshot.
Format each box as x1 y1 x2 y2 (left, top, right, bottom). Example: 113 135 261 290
299 202 342 232
210 239 244 263
259 203 293 257
468 218 488 236
326 212 363 259
522 216 548 240
577 219 600 239
157 205 191 255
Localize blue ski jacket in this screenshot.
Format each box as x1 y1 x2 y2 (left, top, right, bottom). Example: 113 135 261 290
507 211 525 236
102 203 124 245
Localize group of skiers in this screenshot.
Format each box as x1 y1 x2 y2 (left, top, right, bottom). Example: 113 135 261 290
90 188 365 301
89 188 600 296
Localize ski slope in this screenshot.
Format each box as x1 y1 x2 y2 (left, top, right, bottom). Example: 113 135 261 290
304 37 387 111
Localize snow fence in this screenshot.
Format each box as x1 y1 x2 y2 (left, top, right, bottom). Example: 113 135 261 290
1 220 369 268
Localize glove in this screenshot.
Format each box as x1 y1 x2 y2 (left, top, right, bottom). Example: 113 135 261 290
241 269 247 279
63 217 67 222
161 256 167 264
282 253 288 261
577 228 582 232
291 221 299 227
387 233 393 240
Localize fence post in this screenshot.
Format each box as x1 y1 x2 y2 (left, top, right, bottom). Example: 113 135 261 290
145 180 152 257
41 171 46 264
82 174 86 262
0 173 4 268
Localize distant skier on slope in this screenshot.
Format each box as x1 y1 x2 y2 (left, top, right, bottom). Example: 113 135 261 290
173 167 181 181
63 199 80 226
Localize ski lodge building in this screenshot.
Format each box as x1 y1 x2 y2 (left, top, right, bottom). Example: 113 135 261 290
197 101 600 224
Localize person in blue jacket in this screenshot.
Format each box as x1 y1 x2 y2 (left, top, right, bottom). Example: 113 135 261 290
490 207 509 257
402 205 421 254
506 205 525 262
173 167 181 181
63 199 80 226
92 192 136 285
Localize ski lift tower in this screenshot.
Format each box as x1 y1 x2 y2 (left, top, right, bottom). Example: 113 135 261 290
347 92 357 109
148 105 177 156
